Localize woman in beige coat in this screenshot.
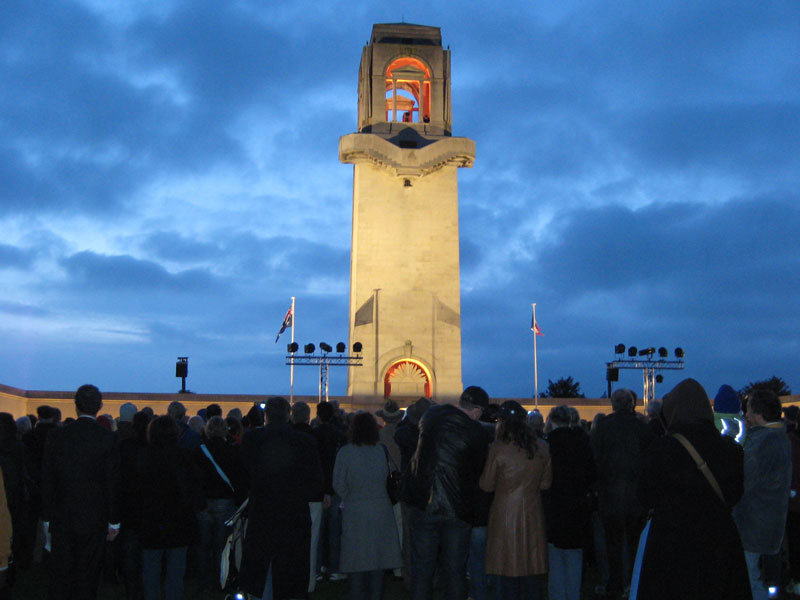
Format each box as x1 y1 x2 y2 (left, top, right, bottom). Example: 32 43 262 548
480 400 552 600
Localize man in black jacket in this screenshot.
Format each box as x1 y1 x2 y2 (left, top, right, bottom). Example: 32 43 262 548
42 384 120 600
238 396 323 600
591 388 655 600
401 386 490 600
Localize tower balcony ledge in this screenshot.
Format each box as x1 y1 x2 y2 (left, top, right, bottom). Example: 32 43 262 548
339 132 475 177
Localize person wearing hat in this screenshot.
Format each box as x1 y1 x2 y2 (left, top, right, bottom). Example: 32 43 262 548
480 400 551 599
376 400 403 470
376 400 404 580
117 402 138 442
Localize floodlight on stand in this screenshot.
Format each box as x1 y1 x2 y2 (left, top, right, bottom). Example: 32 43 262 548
336 342 346 353
320 342 333 353
674 347 685 358
353 342 363 353
175 357 188 378
628 346 638 357
176 357 188 393
304 343 315 354
287 342 299 353
639 347 655 357
615 344 626 355
658 347 668 358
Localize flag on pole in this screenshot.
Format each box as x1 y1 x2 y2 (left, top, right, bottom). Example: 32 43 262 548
531 309 543 336
275 306 293 342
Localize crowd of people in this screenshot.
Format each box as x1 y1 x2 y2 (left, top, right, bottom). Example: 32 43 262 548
0 377 794 600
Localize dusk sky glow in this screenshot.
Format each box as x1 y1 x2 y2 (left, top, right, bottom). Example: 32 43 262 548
2 1 798 401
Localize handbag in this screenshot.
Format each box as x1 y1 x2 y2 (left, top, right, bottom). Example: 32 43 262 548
380 443 402 505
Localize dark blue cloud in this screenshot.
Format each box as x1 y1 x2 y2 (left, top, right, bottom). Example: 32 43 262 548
0 243 36 269
141 231 221 263
621 103 800 174
460 194 800 396
60 250 223 293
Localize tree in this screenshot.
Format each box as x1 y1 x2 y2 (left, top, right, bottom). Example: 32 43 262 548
739 376 791 399
540 376 585 399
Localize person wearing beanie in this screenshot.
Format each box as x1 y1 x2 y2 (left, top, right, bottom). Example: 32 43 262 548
714 384 744 441
633 378 750 600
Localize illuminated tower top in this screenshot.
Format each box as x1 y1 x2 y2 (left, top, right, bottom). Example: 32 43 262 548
357 23 453 136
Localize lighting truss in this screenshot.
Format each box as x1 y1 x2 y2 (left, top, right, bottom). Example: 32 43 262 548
606 358 685 406
286 352 363 402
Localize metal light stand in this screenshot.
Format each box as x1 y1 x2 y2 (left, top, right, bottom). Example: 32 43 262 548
287 351 363 403
605 357 685 407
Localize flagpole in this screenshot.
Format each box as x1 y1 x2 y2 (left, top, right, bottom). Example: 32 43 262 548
532 303 539 408
290 296 295 403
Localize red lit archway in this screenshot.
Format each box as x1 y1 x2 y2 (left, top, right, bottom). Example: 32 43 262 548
385 57 431 123
383 359 432 398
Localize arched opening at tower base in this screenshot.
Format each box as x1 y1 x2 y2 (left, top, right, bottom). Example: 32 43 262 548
383 358 433 399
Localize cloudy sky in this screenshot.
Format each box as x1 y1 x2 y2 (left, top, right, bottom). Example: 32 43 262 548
2 0 798 401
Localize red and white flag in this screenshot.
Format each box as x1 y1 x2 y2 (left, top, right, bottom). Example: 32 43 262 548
531 309 543 336
275 306 293 343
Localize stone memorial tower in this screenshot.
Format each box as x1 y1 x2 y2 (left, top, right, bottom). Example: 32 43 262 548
340 24 475 403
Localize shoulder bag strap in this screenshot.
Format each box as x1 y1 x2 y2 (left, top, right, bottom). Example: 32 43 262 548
671 433 726 504
200 444 235 492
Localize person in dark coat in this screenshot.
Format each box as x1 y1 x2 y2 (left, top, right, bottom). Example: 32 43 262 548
634 378 751 600
238 397 324 599
41 385 121 600
21 405 59 542
119 411 150 600
402 387 490 600
784 405 800 595
0 413 28 572
591 389 655 599
392 397 433 591
137 415 205 600
545 405 596 600
194 416 247 590
394 398 432 474
166 401 200 449
314 400 347 581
